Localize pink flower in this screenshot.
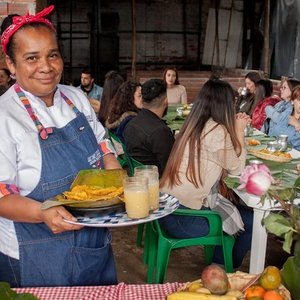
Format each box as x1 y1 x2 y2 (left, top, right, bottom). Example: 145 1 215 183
238 164 273 196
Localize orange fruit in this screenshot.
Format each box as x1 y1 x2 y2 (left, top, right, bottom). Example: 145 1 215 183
264 290 284 300
245 285 266 300
259 266 281 290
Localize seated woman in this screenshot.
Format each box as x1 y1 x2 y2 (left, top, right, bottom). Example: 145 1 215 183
0 68 14 96
269 86 300 150
98 70 124 126
265 78 300 131
235 71 261 115
105 81 142 142
163 67 187 105
159 78 253 268
251 79 280 132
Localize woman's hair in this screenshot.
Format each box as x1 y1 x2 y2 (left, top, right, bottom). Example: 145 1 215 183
107 81 141 124
163 67 180 85
160 78 241 188
245 71 262 85
285 78 300 92
1 15 56 64
254 79 273 104
98 71 124 125
291 86 300 101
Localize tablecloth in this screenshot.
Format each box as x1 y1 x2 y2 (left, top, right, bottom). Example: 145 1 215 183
15 282 184 300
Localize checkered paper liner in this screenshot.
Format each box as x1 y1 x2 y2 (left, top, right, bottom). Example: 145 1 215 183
64 194 179 227
15 282 185 300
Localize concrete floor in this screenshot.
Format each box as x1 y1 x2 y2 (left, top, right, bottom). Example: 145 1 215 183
111 225 289 284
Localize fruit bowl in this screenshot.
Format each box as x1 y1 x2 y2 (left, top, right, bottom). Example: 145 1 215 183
175 272 291 300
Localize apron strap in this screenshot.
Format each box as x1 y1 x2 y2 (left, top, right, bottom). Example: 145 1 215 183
14 84 80 140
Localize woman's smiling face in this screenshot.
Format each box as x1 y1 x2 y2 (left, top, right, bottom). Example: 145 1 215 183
6 26 63 105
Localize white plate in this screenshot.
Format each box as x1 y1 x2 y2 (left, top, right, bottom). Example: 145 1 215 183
64 194 179 227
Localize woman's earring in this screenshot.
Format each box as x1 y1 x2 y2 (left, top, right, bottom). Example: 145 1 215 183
10 74 16 80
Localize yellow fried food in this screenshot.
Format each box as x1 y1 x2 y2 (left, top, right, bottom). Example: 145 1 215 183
62 185 124 201
259 149 292 159
247 139 261 146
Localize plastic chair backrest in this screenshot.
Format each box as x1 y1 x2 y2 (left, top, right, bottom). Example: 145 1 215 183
108 130 142 176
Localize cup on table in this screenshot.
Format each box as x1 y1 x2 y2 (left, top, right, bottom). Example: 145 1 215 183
123 176 150 219
277 134 288 151
134 165 160 211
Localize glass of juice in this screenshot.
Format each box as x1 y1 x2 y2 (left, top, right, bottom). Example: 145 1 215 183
134 165 159 211
123 176 149 219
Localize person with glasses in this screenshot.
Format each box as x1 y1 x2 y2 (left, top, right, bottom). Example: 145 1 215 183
269 86 300 150
265 78 300 132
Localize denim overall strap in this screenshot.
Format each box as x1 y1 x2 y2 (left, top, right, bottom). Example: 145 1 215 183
13 89 116 287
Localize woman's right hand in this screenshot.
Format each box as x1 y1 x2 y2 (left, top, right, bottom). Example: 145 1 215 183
41 206 83 234
236 112 251 132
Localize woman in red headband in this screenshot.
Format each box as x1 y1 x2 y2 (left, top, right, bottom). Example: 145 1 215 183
0 6 120 287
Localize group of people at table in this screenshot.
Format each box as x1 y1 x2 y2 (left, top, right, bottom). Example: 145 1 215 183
0 5 296 289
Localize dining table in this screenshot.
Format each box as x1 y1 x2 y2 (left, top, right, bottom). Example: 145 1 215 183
228 130 300 274
14 282 184 300
164 104 187 133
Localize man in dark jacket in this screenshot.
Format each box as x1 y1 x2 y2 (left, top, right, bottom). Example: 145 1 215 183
123 79 174 177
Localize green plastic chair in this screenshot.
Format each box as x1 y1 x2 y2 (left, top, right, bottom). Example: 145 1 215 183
144 208 235 284
108 130 143 176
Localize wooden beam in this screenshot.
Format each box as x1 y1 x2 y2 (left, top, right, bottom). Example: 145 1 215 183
131 0 137 81
264 0 270 76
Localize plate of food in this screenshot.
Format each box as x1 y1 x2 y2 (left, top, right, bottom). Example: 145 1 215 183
246 138 261 146
176 104 193 117
248 148 292 162
41 169 126 215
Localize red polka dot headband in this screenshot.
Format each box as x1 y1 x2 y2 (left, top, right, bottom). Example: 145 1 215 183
1 5 56 55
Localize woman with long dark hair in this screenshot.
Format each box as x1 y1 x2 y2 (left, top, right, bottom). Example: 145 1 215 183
251 79 280 132
98 70 124 125
160 78 253 268
235 71 261 115
105 80 142 141
163 67 187 105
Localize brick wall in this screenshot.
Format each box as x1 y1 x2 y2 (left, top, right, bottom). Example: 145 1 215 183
0 0 37 67
128 69 281 103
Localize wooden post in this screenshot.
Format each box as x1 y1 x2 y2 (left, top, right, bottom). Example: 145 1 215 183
264 0 270 76
131 0 137 81
214 0 220 67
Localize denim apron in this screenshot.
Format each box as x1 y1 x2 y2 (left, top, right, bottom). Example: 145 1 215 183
13 85 117 287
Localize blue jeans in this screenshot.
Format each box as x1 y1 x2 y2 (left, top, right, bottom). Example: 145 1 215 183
159 204 253 268
0 251 20 287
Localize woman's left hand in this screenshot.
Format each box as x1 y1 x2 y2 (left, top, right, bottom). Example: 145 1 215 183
41 206 83 234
